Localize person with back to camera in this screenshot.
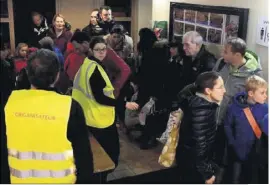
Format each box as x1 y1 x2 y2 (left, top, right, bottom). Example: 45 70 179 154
5 49 94 183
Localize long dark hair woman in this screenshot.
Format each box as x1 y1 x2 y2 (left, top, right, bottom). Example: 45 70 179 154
174 71 226 184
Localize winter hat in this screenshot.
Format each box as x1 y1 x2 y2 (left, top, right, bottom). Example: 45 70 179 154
70 31 90 44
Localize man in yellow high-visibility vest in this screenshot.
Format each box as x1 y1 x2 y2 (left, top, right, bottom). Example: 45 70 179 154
4 49 94 184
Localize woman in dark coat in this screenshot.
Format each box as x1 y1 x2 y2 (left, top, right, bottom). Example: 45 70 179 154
135 28 170 149
175 71 226 184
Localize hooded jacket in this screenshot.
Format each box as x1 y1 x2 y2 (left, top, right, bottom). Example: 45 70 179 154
106 34 133 61
224 92 268 161
29 17 49 47
212 51 263 125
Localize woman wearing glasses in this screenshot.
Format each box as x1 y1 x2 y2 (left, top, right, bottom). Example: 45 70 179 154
72 36 137 182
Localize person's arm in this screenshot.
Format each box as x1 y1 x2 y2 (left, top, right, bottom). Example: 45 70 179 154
105 48 131 98
66 30 73 41
123 36 133 60
224 106 236 146
262 114 268 136
64 54 70 72
67 100 94 183
259 104 269 136
90 66 117 106
191 107 216 182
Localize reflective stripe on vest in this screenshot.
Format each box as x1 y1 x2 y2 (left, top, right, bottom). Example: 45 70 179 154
73 62 94 100
5 90 76 183
8 149 73 161
10 167 75 178
73 61 114 99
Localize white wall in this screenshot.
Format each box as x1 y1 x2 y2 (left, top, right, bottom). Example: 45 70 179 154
138 0 153 30
152 0 269 80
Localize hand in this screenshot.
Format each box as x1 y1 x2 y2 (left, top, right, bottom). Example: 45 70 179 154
205 175 215 184
125 102 139 110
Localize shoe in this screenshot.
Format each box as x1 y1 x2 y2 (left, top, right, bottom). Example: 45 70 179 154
140 138 158 150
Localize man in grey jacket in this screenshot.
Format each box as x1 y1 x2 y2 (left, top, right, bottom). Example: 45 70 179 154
212 37 263 181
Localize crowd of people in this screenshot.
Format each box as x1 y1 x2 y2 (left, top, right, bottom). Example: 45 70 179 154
0 4 268 184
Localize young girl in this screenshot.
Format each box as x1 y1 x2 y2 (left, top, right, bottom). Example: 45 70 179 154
13 43 28 74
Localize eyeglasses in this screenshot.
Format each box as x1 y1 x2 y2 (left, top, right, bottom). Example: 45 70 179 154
93 48 107 52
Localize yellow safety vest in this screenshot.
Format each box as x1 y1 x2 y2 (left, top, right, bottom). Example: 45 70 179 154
5 90 76 184
72 58 115 128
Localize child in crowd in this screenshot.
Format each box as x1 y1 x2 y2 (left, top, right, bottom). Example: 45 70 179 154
13 43 28 74
224 75 268 184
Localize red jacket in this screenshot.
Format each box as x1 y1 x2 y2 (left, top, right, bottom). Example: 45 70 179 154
64 51 85 81
102 48 131 98
64 42 74 59
47 27 73 54
13 58 27 74
65 44 131 98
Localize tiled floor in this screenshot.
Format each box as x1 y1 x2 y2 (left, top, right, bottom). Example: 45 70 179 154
107 129 166 181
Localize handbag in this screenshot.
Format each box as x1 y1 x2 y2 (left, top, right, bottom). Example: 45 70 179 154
138 97 156 125
158 108 183 168
157 108 183 144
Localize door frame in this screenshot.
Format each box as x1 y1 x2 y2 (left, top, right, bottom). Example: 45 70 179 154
0 0 15 53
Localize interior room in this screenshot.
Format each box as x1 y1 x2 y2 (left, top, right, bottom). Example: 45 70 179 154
1 0 268 183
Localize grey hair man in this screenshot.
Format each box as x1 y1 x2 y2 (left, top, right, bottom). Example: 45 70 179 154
183 31 204 57
180 31 217 89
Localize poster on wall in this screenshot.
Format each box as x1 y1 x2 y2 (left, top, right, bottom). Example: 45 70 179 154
169 3 249 45
256 17 269 47
153 21 168 39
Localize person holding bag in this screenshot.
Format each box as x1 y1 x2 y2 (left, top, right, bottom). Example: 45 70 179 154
174 71 226 184
224 75 268 184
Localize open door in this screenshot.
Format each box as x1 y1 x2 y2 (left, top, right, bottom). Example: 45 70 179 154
13 0 56 46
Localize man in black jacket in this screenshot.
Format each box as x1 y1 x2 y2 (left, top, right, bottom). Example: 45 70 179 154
29 12 49 47
97 6 115 36
4 49 94 183
82 9 104 37
181 31 216 89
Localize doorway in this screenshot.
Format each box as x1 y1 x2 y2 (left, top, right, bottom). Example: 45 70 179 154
13 0 55 46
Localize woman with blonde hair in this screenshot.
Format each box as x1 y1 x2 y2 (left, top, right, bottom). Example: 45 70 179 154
13 43 28 74
47 13 72 54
